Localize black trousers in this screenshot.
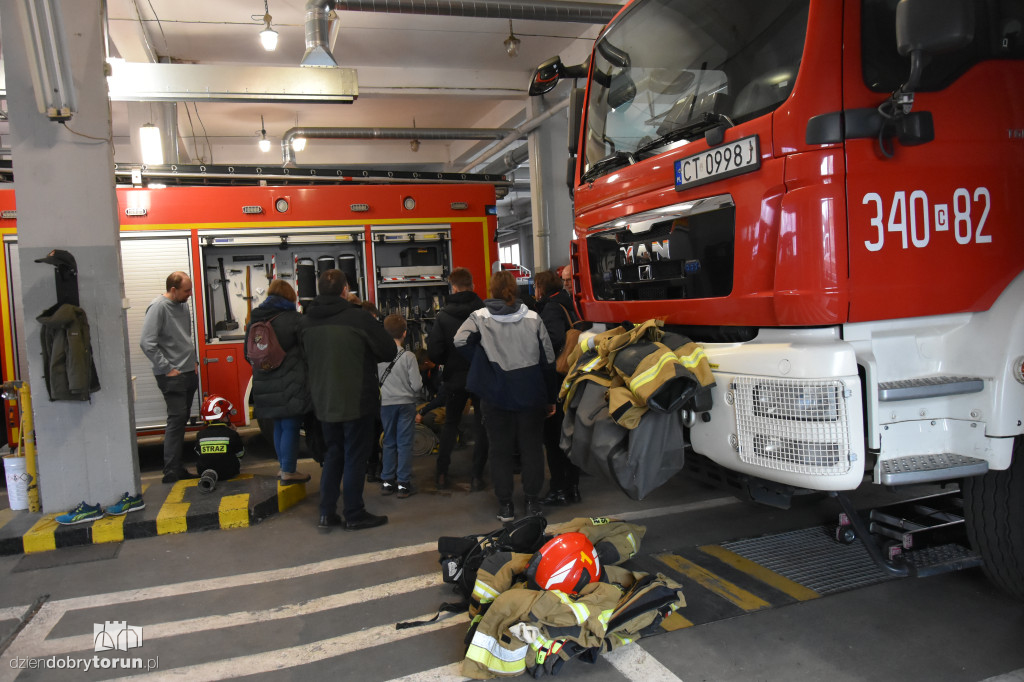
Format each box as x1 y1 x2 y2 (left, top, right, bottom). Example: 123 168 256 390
543 401 579 491
481 400 545 503
436 388 488 479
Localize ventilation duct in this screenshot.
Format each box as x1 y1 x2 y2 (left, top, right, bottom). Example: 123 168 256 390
302 0 621 67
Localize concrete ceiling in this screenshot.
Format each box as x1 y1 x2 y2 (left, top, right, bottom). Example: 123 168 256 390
98 0 610 171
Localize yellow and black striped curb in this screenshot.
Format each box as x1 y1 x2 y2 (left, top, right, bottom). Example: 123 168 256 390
0 474 307 555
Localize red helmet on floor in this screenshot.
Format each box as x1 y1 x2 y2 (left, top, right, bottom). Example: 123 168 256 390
200 395 234 422
525 532 601 595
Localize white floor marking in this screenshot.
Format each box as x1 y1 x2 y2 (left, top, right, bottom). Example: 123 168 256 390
0 496 736 680
31 573 444 657
102 611 465 682
605 644 684 681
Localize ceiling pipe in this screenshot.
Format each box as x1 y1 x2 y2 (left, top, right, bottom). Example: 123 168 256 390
457 95 569 173
281 125 516 165
302 0 621 67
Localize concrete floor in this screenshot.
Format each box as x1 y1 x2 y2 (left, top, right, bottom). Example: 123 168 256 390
1 430 1023 682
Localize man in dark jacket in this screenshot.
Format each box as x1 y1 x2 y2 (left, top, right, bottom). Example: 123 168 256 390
302 269 396 532
425 267 487 490
535 269 583 506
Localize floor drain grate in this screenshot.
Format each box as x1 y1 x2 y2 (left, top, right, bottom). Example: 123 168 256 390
721 526 898 594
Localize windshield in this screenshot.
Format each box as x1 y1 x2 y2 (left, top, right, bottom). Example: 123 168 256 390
582 0 810 181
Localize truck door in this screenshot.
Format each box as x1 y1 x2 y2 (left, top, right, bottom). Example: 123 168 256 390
843 0 1024 323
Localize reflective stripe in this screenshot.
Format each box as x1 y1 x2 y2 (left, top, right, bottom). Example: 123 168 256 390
473 580 500 603
466 631 528 674
551 589 590 624
628 350 678 395
625 532 638 557
677 345 707 369
598 608 614 628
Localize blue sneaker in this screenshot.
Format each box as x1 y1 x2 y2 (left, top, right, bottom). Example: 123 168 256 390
55 501 103 525
105 492 145 516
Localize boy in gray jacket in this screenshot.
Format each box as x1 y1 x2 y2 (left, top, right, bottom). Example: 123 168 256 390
377 314 423 498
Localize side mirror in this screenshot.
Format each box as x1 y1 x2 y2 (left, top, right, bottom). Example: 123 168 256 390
529 56 589 96
530 56 566 96
896 0 974 92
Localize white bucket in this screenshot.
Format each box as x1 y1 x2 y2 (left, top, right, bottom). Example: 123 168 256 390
3 455 30 511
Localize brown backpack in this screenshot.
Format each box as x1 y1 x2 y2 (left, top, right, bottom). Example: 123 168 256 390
555 304 586 375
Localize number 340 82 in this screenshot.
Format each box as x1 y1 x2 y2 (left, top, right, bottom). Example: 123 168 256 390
861 188 991 252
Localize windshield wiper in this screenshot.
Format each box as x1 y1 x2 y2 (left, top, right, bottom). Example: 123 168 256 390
580 150 636 183
635 112 735 157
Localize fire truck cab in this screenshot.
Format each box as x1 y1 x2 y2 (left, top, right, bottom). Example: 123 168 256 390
533 0 1024 596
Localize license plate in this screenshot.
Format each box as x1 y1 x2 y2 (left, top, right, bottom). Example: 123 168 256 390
674 135 760 191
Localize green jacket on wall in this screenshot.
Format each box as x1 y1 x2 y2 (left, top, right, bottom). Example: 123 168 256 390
37 303 100 401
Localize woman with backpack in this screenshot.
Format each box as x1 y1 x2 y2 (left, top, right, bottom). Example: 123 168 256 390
246 279 312 483
534 269 585 507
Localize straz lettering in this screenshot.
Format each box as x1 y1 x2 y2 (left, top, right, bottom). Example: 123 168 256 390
618 239 670 265
861 187 991 252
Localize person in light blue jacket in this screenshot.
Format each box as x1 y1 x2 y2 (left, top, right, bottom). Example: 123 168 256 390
454 270 557 523
378 314 423 499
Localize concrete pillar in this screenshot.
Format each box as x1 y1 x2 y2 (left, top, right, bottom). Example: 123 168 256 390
0 0 140 511
527 83 576 276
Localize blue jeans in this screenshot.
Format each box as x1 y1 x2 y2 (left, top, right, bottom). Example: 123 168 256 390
155 371 198 476
273 416 303 473
380 403 416 483
320 414 374 520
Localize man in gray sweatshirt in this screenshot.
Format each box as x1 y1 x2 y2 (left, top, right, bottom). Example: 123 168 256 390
140 271 200 483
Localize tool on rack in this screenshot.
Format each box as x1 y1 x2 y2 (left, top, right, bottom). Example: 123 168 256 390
244 265 253 326
214 257 239 332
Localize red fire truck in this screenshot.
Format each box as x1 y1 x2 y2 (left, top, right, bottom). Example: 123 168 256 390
0 180 498 437
532 0 1024 596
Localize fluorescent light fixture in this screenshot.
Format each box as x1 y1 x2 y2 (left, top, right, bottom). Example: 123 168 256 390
292 136 307 152
17 0 77 120
139 123 164 165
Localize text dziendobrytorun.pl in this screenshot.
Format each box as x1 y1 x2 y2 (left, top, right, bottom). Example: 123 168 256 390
9 655 159 672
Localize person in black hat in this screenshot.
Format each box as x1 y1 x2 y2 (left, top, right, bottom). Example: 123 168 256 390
140 271 200 483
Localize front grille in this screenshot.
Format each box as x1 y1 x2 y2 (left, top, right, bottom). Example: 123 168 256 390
733 377 852 476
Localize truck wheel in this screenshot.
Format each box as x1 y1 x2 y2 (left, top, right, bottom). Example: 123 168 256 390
962 435 1024 600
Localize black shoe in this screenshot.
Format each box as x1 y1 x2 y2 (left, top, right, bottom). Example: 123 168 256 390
497 500 515 523
470 477 486 492
344 511 388 531
381 479 397 496
566 485 581 504
435 472 449 490
541 489 568 506
177 469 200 480
317 513 343 533
161 473 179 484
366 470 382 483
526 497 544 518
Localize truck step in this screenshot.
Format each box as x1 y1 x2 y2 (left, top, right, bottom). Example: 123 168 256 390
878 376 984 402
878 453 988 486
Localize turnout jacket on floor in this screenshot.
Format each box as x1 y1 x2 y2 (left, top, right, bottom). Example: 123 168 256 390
461 519 683 679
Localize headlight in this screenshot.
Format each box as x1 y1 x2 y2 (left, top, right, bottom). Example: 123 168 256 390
753 382 839 421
